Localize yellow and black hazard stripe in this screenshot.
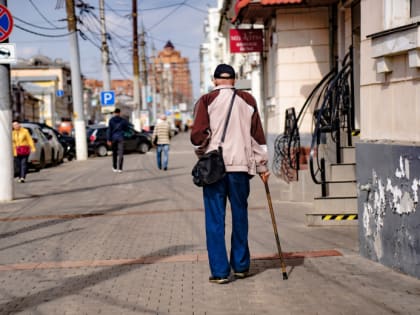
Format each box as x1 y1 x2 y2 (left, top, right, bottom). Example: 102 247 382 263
322 214 358 221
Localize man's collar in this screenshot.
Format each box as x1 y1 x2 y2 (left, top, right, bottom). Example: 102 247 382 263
214 84 234 90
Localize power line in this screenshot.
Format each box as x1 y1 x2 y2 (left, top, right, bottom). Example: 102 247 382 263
146 1 187 31
28 0 61 28
14 24 73 38
105 2 185 13
184 3 208 14
13 16 67 31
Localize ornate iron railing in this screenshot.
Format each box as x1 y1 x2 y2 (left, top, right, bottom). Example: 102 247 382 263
272 47 354 191
309 47 354 195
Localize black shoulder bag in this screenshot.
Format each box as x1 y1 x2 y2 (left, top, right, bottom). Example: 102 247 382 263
192 89 236 187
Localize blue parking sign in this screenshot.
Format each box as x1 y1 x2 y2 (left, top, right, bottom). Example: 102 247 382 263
100 91 115 106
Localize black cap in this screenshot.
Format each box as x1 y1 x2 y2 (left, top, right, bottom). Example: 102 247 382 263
113 108 121 113
214 64 235 79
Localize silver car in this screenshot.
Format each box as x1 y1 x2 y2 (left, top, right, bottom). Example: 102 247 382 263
41 127 64 165
21 123 53 170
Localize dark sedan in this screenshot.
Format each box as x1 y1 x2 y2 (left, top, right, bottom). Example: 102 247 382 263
87 124 152 157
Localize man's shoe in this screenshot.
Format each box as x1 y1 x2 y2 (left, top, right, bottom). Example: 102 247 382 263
209 276 229 284
234 270 249 279
117 169 122 173
163 167 167 171
112 168 118 172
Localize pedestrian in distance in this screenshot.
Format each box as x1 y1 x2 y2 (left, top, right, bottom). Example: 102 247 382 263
107 108 129 173
152 114 171 171
12 119 36 183
191 64 270 284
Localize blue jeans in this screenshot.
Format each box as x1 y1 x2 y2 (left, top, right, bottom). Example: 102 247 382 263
156 144 169 169
14 155 29 179
203 172 250 278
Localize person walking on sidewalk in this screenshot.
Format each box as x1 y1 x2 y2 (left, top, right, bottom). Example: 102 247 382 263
12 120 36 183
191 64 270 284
152 114 171 170
107 108 129 173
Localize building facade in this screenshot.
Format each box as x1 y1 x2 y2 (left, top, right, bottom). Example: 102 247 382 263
11 55 73 127
152 41 193 113
213 0 420 278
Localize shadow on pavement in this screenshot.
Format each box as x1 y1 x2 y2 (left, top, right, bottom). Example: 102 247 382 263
0 199 165 239
0 245 196 314
13 173 185 200
251 257 304 279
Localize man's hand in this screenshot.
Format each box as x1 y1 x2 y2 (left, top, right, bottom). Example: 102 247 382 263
107 141 112 146
259 171 270 183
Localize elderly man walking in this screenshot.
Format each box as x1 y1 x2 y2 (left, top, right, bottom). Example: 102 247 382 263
191 64 270 284
152 115 171 170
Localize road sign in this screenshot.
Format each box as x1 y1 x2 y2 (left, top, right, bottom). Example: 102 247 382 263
0 43 16 64
0 5 13 42
100 91 115 106
56 89 64 97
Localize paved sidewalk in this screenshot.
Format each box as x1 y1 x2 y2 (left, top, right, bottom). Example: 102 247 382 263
0 132 419 315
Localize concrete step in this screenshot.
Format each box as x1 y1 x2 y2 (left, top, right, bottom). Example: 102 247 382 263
313 196 357 213
306 196 358 226
341 146 355 164
305 213 358 226
327 180 357 197
328 163 356 181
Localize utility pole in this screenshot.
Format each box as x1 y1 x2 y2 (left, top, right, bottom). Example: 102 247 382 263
0 0 13 201
151 44 157 123
65 0 88 160
99 0 111 91
140 22 148 112
132 0 141 131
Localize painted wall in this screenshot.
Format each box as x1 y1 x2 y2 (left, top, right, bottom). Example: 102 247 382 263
357 142 420 279
269 7 330 138
360 0 420 142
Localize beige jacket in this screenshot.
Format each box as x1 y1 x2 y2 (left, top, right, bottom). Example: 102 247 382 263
191 85 268 175
153 120 171 145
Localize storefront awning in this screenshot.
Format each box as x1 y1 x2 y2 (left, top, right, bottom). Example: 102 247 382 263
233 0 303 24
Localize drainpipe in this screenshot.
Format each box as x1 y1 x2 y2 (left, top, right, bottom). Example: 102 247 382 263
329 5 337 71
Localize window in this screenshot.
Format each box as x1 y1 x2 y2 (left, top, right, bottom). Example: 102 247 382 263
411 0 420 17
384 0 410 29
384 0 420 28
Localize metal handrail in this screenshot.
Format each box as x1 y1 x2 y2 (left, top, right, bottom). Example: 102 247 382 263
309 48 354 188
273 46 354 187
272 67 336 180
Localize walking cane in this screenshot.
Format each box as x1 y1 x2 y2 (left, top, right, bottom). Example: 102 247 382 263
262 177 288 280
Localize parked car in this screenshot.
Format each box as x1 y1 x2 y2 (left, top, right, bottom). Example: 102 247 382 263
87 124 152 157
20 123 53 170
40 127 64 165
32 122 75 161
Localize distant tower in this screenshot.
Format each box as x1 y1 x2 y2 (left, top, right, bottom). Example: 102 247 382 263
152 41 192 113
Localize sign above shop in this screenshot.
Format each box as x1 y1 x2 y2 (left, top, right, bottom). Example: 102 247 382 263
230 29 263 54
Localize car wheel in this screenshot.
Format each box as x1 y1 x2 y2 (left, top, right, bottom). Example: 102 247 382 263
51 149 57 166
97 145 108 157
39 151 46 169
137 142 149 154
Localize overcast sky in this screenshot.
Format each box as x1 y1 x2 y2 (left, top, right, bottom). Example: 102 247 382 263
8 0 218 100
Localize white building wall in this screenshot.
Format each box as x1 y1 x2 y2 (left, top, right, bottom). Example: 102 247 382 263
200 6 227 95
360 0 420 142
268 7 330 138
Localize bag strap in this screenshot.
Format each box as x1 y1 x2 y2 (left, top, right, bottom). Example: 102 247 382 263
220 89 237 146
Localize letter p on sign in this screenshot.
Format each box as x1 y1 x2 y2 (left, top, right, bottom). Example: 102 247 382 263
100 91 115 106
